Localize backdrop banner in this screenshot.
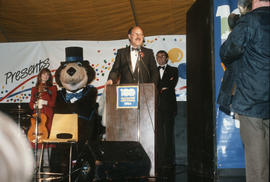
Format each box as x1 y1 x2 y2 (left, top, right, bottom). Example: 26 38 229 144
214 0 245 168
0 35 186 103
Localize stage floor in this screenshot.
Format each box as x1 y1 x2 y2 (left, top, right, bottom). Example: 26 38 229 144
33 165 246 182
155 165 245 182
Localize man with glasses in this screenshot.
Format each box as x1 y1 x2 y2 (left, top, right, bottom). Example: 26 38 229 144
106 26 159 85
156 50 178 173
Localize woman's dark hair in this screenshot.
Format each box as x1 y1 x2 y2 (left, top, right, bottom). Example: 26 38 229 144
35 68 53 88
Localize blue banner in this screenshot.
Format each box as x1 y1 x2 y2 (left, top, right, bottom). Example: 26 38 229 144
214 0 245 168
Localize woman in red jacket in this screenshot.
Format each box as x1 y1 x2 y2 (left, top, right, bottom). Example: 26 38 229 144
28 68 57 144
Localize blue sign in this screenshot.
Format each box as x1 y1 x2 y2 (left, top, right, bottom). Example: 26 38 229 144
116 86 139 109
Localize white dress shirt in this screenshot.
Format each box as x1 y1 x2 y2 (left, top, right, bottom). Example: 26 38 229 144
130 47 139 72
158 64 167 79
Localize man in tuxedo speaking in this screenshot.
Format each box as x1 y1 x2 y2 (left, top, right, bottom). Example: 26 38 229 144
102 26 159 178
106 26 159 86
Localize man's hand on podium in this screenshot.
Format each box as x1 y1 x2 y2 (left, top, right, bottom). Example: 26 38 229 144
105 79 113 91
106 79 113 85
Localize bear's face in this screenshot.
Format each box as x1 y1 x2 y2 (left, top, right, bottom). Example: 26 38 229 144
55 61 95 92
59 62 88 91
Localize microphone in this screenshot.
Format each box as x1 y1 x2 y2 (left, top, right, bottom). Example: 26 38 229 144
137 46 142 61
136 46 150 78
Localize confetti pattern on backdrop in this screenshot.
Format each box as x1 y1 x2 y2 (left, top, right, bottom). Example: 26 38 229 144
0 36 186 103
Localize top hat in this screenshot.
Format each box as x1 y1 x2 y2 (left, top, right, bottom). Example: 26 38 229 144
65 47 84 62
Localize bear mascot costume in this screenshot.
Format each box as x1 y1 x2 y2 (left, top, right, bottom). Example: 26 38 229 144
54 47 98 143
50 47 102 181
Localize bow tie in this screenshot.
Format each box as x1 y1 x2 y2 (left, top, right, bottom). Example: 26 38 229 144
66 91 83 101
131 47 140 51
158 66 165 70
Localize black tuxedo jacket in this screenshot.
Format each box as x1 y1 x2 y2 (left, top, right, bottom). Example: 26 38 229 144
157 65 178 115
108 46 159 86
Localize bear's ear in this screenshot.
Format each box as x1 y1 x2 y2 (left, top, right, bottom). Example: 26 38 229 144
60 62 67 66
82 61 95 84
87 65 96 84
83 60 90 65
55 65 63 87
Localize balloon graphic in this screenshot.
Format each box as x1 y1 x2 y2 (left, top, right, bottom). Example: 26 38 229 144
168 48 183 63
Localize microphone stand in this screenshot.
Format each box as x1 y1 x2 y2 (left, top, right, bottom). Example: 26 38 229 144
33 94 41 181
137 49 141 142
17 103 21 129
34 108 39 181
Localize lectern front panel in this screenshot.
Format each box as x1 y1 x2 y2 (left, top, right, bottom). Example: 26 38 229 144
105 83 157 176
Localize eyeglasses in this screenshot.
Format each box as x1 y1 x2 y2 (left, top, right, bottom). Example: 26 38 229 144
156 55 166 58
131 33 144 37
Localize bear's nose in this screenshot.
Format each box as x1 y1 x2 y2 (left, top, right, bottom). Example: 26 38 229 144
67 67 76 76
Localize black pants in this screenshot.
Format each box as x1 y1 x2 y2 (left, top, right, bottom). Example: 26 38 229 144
156 112 175 168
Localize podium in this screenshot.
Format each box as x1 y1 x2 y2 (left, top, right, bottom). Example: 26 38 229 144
105 83 157 176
